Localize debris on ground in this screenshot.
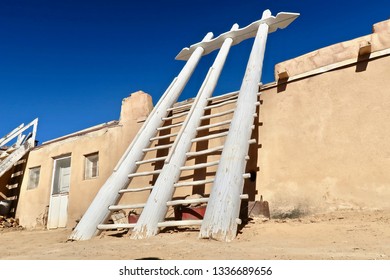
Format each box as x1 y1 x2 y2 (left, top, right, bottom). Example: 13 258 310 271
0 216 23 229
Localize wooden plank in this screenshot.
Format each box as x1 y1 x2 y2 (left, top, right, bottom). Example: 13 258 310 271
136 156 168 165
166 194 248 207
119 186 154 193
204 98 237 110
142 143 173 152
186 145 224 157
150 132 178 142
167 101 194 112
97 223 137 230
196 120 231 131
108 203 146 210
128 169 161 178
191 131 228 143
157 220 203 228
156 122 184 131
174 178 214 188
162 111 188 121
180 160 219 171
207 91 238 102
200 109 235 120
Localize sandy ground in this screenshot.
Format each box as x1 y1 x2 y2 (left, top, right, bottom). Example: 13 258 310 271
1 209 390 260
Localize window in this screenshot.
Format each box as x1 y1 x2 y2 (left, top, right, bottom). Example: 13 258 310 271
84 152 99 179
27 166 41 190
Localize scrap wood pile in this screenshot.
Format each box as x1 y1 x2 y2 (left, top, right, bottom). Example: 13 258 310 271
0 216 21 229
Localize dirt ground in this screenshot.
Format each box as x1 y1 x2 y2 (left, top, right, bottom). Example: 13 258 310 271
1 209 390 260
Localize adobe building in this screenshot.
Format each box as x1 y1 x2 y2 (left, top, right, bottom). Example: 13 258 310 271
1 17 389 235
14 91 153 229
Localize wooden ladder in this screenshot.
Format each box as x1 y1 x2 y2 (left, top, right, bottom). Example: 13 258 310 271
70 10 299 241
97 90 260 232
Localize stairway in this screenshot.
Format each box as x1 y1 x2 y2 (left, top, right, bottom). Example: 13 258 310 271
0 119 38 179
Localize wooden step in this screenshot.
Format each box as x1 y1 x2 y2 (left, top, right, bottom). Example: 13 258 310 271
196 120 231 131
156 122 183 131
167 101 194 112
166 197 209 206
150 132 178 142
97 223 137 230
167 194 248 207
136 156 167 165
142 143 173 152
191 131 228 143
200 109 235 120
119 186 154 193
157 220 203 228
108 203 146 210
97 219 203 230
128 169 161 178
174 178 214 188
162 111 188 121
207 91 238 102
0 152 9 160
204 98 237 110
180 160 219 171
186 145 224 157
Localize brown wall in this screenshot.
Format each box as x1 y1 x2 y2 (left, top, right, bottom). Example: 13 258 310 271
258 53 390 217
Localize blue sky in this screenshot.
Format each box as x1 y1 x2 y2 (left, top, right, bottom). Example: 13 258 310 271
1 0 389 143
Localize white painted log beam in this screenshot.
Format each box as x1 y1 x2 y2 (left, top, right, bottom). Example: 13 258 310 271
68 32 214 241
176 12 299 60
131 25 239 239
200 10 288 242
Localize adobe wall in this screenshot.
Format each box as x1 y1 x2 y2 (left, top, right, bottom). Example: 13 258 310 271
258 44 390 216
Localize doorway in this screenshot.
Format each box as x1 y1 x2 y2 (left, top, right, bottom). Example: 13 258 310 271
47 156 71 229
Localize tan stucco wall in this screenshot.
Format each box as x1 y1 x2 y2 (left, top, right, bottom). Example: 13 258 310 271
258 53 390 216
16 91 153 228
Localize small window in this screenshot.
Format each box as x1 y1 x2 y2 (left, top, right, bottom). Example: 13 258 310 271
84 152 99 179
27 166 41 190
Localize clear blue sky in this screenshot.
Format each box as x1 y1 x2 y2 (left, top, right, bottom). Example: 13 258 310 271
1 0 389 143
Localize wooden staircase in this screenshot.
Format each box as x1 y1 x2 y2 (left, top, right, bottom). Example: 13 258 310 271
0 119 38 179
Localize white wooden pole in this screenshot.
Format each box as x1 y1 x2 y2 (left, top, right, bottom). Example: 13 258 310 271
131 24 239 239
68 32 213 241
200 10 272 242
